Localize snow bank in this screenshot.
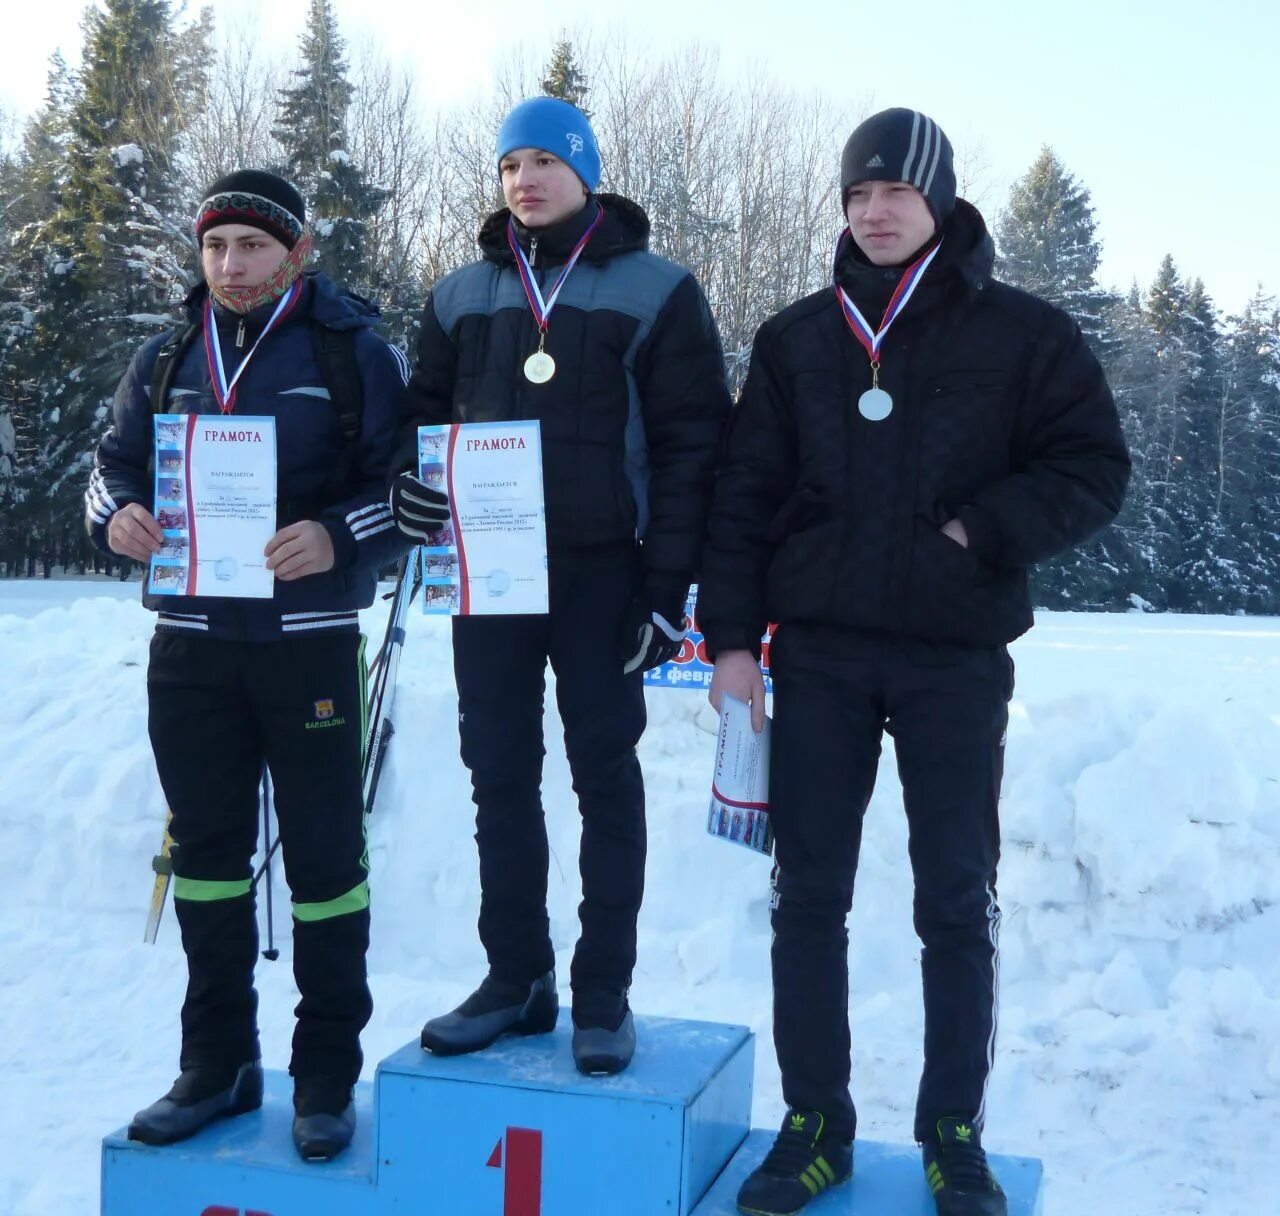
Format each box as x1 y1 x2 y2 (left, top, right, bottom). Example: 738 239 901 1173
1 587 1277 1215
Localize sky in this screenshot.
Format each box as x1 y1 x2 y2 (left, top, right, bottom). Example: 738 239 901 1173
1 0 1275 316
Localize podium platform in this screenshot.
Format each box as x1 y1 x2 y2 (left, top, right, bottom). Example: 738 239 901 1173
102 1013 1044 1216
693 1130 1045 1216
101 1013 755 1215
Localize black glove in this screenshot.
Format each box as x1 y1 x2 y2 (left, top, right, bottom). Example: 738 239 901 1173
620 595 691 675
389 472 450 541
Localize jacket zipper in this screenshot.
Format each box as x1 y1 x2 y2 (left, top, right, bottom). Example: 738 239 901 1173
235 319 246 349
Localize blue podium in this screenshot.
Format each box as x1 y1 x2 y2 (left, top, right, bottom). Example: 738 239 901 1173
691 1131 1045 1216
101 1014 1044 1215
101 1013 755 1216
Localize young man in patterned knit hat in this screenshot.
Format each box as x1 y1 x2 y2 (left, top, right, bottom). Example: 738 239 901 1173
698 109 1130 1215
389 97 731 1076
87 169 412 1161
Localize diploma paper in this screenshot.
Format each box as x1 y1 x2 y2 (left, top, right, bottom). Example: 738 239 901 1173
418 421 548 616
708 694 774 855
149 414 276 599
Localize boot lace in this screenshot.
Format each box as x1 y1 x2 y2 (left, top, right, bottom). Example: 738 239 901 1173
941 1136 993 1191
761 1118 820 1177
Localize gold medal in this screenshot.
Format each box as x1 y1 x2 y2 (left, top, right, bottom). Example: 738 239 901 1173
524 351 556 383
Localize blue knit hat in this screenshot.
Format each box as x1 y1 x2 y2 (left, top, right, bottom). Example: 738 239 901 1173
496 97 601 193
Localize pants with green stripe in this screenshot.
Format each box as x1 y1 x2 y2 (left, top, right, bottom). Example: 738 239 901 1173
148 631 372 1087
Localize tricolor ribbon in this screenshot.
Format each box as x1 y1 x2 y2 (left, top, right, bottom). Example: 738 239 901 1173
834 232 942 381
507 205 606 336
204 278 305 415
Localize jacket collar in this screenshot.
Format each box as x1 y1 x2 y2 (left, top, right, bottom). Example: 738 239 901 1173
835 199 995 318
478 193 651 267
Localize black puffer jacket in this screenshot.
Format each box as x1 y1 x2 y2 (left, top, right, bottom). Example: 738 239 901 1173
393 195 732 608
698 200 1131 654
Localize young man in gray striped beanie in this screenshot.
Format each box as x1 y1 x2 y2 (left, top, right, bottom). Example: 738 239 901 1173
702 103 1129 1216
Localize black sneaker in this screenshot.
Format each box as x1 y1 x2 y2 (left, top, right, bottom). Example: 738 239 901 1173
421 969 558 1055
127 1060 263 1145
292 1075 356 1162
921 1117 1007 1216
571 990 635 1076
736 1109 852 1216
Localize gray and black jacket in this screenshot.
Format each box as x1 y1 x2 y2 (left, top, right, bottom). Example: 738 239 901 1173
392 195 732 614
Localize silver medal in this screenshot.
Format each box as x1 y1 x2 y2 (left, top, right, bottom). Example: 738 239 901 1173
524 351 556 383
858 387 893 421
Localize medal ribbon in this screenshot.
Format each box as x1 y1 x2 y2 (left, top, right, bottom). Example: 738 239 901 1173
203 278 305 415
834 233 942 384
506 205 606 338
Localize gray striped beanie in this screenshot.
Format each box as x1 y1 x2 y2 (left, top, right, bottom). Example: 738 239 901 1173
840 108 956 224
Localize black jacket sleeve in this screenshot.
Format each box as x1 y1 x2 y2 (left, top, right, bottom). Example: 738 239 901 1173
696 320 796 659
389 294 457 487
955 311 1131 568
632 273 733 610
84 334 168 555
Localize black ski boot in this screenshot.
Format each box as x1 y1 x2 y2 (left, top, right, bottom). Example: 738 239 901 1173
292 1075 356 1162
571 990 636 1076
127 1060 263 1146
421 970 558 1055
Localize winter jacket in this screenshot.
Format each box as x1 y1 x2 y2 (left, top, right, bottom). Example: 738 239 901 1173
86 271 412 641
392 194 732 612
698 200 1131 655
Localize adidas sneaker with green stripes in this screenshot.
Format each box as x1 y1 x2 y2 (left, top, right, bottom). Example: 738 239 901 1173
736 1109 853 1216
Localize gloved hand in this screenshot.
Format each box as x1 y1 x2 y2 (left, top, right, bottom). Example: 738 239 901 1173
620 591 691 675
389 472 451 541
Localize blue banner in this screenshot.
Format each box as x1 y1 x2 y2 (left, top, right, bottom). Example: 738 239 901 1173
642 587 774 692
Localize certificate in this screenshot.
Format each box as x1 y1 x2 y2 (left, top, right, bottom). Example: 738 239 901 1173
149 414 277 599
417 421 548 615
707 694 774 856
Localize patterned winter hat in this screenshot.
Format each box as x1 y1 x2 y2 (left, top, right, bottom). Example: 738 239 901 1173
840 108 956 224
496 97 601 192
195 170 306 249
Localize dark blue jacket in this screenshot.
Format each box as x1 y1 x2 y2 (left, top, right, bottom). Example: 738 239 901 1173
86 272 412 641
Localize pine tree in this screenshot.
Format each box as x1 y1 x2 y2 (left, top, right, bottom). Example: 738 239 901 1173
1139 255 1206 606
1215 290 1280 611
1001 149 1128 607
1167 278 1237 608
995 147 1112 351
541 38 591 115
273 0 387 292
7 1 207 574
1083 286 1167 608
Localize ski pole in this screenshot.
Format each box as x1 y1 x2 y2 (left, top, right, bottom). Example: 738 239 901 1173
260 766 279 962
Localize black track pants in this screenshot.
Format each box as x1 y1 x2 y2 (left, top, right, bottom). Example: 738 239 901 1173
767 625 1011 1143
451 557 647 995
147 631 373 1086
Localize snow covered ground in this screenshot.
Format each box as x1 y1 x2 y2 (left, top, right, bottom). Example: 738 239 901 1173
2 579 1278 1216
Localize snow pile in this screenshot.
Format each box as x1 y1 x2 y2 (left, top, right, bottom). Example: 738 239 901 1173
1 585 1278 1215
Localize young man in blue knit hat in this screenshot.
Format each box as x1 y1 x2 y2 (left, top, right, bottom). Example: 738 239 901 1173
89 169 412 1162
390 97 731 1075
699 108 1130 1215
